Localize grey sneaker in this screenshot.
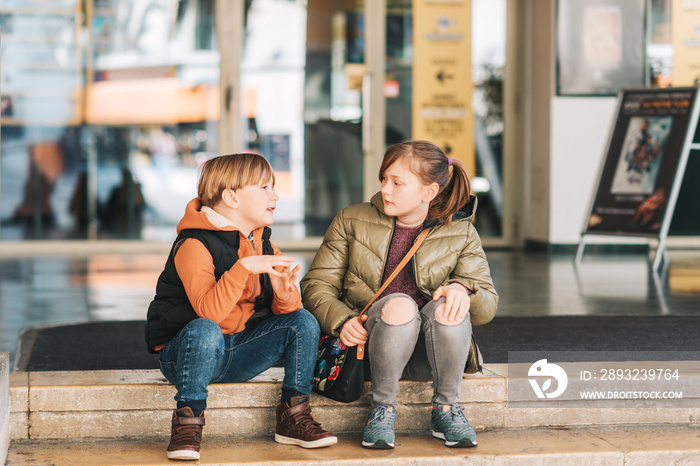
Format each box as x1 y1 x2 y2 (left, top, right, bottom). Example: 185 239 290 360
430 404 477 447
361 405 397 449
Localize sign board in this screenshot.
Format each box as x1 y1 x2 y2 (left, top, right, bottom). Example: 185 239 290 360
412 0 474 175
672 0 700 86
578 87 700 270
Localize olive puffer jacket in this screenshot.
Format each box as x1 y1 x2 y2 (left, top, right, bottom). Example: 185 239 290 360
300 192 498 336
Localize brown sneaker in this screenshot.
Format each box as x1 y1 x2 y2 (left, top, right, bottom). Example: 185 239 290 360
275 396 338 448
167 407 205 460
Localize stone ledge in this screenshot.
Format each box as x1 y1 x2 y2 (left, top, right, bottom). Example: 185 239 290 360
10 363 700 440
27 403 504 439
10 366 503 439
0 352 9 465
24 367 504 412
9 372 28 441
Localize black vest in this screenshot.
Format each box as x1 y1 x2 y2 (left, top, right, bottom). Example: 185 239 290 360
144 228 274 353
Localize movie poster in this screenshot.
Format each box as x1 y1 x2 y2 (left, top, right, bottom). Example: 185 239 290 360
585 88 698 236
609 116 672 195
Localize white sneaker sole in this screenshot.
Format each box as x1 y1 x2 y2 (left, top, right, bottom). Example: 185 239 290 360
361 439 395 449
167 449 200 460
275 433 338 449
431 430 477 447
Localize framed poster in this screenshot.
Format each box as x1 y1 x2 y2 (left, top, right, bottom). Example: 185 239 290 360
584 87 698 237
557 0 647 96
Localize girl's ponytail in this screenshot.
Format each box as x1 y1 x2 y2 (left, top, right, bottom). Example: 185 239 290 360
430 157 471 224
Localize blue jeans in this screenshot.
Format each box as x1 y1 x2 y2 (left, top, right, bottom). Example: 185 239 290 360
159 310 320 403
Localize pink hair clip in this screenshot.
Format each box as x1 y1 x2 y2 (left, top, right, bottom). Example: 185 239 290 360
447 157 453 167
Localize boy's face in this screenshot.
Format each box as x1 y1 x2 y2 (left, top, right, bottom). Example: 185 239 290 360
233 177 279 230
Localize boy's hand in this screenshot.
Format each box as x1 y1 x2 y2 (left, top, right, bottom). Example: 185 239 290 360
433 282 471 323
238 255 295 277
269 263 302 301
339 315 368 347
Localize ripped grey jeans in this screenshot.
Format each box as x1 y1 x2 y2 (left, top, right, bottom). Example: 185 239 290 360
364 292 472 408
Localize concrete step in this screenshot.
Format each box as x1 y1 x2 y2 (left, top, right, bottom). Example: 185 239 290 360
8 424 700 465
9 362 700 441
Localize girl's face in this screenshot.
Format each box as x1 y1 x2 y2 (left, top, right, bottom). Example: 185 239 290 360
380 158 437 227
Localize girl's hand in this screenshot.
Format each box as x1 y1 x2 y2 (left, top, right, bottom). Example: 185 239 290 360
238 255 295 277
269 263 302 301
339 315 368 347
433 282 471 323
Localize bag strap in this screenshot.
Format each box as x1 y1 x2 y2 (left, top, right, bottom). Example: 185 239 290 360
358 228 429 317
355 228 429 360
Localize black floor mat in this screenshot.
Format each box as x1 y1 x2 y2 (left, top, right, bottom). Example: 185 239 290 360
474 315 700 364
18 316 700 371
21 321 160 372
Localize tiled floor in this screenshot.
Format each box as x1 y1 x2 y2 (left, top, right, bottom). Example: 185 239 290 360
1 248 699 370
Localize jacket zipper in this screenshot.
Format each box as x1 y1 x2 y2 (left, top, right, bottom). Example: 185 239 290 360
380 221 398 287
235 234 257 331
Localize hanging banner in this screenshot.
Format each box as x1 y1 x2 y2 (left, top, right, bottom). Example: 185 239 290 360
584 87 698 237
672 0 700 86
412 0 474 176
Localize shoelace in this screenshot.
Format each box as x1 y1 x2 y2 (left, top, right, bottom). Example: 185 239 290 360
369 405 395 428
447 405 474 432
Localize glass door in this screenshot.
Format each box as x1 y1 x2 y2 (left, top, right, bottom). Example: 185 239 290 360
240 0 366 240
383 0 508 240
0 0 84 240
0 0 511 245
0 0 220 241
87 0 220 241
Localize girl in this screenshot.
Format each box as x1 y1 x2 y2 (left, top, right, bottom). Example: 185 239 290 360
301 140 498 449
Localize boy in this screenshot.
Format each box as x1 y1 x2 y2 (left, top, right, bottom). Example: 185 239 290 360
146 153 336 461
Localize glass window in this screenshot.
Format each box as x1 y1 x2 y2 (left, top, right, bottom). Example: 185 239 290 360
241 0 365 239
1 1 84 239
649 0 672 87
89 0 219 241
383 0 506 238
0 0 220 240
472 0 506 237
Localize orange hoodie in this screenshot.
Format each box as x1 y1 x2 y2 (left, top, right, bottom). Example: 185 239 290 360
172 198 302 334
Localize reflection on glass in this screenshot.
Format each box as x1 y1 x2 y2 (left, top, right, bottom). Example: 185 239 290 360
0 1 84 240
304 1 365 237
0 0 220 241
241 0 365 240
383 0 506 237
648 0 671 88
472 0 506 237
89 0 219 241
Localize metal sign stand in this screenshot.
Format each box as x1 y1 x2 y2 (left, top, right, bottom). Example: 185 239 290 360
575 89 700 273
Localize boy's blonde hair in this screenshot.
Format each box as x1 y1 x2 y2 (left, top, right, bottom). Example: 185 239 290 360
198 153 275 207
